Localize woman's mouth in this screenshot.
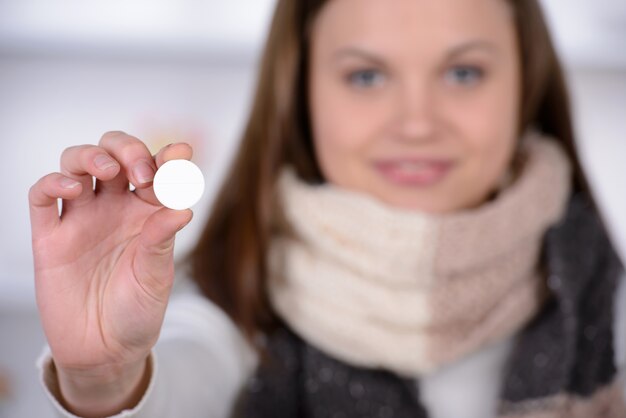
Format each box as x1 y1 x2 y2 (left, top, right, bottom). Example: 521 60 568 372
373 159 454 187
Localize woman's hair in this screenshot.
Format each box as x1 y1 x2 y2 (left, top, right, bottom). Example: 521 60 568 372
182 0 589 347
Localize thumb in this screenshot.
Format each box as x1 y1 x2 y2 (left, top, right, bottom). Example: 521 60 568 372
133 208 193 300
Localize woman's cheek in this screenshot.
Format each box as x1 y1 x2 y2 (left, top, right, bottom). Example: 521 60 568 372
480 139 515 191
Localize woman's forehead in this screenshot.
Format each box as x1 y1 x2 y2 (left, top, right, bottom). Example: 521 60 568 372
312 0 515 53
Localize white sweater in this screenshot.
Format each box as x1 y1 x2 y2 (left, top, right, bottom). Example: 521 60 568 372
39 273 626 418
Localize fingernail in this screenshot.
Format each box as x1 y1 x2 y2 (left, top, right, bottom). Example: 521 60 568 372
60 178 81 189
133 161 154 184
94 154 118 171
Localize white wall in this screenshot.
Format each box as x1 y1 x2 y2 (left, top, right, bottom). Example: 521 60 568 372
0 1 624 416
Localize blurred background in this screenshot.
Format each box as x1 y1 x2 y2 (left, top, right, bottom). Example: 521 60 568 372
0 0 624 416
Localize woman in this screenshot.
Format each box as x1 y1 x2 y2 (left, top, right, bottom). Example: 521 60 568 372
29 0 625 417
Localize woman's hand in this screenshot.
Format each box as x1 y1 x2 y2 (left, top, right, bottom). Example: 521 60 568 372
29 131 194 416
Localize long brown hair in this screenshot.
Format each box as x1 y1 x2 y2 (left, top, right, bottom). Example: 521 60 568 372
182 0 589 348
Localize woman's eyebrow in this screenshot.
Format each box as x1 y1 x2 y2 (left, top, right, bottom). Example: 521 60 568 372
447 40 499 58
332 48 386 66
332 40 498 64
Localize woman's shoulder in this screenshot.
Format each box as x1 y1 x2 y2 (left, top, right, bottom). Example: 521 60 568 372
553 192 626 386
545 192 623 272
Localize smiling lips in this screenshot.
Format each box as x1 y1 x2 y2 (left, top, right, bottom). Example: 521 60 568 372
373 158 454 187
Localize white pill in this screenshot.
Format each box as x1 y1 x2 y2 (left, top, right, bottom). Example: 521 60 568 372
153 159 205 210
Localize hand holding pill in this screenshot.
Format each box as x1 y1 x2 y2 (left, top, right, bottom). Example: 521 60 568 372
28 132 198 415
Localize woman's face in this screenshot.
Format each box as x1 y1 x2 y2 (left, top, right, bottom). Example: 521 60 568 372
308 0 521 213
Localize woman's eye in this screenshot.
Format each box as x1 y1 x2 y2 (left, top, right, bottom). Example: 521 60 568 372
445 66 484 85
346 69 386 88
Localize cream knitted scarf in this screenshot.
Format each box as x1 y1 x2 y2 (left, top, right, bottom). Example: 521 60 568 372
267 131 572 378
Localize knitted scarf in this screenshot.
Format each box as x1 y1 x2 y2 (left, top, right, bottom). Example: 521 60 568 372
233 131 625 417
268 133 571 377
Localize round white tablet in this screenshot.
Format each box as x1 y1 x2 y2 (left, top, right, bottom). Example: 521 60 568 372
153 159 205 210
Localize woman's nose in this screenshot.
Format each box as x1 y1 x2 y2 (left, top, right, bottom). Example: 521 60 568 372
393 81 436 141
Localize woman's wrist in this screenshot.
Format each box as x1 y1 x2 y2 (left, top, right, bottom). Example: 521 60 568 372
54 355 151 418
